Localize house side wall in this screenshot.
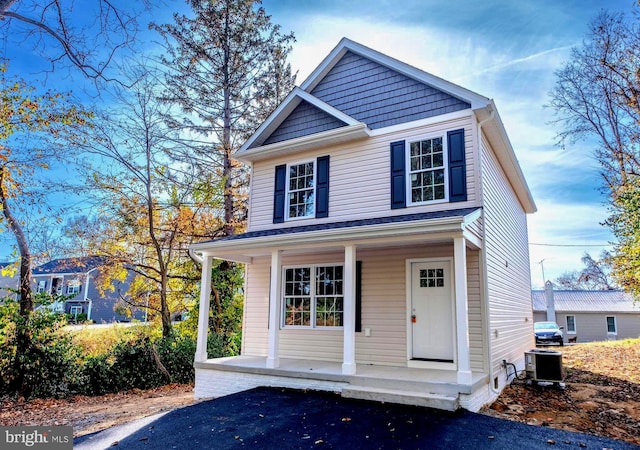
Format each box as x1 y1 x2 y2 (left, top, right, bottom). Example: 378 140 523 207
533 311 546 323
248 114 478 231
241 257 270 356
467 249 485 371
480 133 533 375
550 312 640 343
241 244 485 372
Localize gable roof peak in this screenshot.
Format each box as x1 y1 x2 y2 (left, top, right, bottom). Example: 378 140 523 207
300 37 491 110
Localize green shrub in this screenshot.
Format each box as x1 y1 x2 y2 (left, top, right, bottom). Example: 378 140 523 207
0 299 86 398
155 333 196 384
82 333 169 395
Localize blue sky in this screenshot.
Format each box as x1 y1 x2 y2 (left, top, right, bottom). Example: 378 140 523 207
1 0 634 288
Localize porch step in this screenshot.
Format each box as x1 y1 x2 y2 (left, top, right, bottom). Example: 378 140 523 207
341 385 459 411
349 376 464 396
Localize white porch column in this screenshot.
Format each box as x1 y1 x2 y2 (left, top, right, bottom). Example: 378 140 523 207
342 244 357 375
454 237 472 385
267 250 282 369
195 255 213 363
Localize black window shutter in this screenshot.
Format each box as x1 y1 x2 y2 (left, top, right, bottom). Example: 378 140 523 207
355 261 362 332
390 140 406 209
315 155 330 218
447 129 467 202
273 164 286 223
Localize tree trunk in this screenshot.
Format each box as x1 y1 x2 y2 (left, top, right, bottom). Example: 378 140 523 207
1 166 33 396
0 167 33 314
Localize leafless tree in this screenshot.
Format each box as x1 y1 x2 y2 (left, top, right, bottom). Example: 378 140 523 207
0 0 149 82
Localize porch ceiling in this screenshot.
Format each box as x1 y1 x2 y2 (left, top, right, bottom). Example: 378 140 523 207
191 208 482 263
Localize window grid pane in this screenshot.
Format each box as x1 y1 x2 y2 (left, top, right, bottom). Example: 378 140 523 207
566 316 576 333
288 162 315 218
282 265 344 328
315 266 343 327
606 316 616 333
409 137 445 203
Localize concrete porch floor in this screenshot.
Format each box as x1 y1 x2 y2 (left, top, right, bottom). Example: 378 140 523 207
195 356 489 411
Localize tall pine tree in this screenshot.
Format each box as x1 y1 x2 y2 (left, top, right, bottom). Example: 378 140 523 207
153 0 296 237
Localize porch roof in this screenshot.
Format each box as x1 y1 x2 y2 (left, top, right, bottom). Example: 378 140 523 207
191 207 482 262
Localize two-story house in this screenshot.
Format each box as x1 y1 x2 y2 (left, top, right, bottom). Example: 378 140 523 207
33 256 145 323
190 38 537 412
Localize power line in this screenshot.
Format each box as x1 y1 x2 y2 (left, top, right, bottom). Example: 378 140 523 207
529 243 613 247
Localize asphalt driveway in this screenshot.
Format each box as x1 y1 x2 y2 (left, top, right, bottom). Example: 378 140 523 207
75 387 639 449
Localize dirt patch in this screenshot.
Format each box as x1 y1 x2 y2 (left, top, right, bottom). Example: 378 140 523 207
0 384 196 437
482 341 640 447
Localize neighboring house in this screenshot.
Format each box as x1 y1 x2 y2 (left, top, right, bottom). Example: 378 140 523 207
32 257 145 323
533 283 640 343
190 38 537 412
0 262 19 300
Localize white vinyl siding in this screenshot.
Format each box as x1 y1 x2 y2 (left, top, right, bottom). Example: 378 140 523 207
466 249 485 371
240 244 484 370
241 257 270 356
480 133 533 376
247 114 477 231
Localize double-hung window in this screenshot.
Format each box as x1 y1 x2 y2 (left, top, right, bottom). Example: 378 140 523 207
408 136 448 205
66 280 81 295
606 316 617 334
283 264 343 328
37 280 47 293
287 161 315 219
566 315 576 334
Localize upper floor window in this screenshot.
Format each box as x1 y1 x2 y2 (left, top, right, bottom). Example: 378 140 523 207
390 129 466 210
37 280 46 293
407 136 448 205
66 280 81 295
287 161 315 219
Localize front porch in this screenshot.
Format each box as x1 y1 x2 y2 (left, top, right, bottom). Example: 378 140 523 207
194 356 490 412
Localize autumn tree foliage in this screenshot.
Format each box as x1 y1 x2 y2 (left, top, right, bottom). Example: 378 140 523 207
77 71 222 338
548 8 640 298
152 0 296 237
0 64 91 313
0 64 91 395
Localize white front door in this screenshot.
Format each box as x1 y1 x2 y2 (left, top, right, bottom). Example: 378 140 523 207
410 260 454 361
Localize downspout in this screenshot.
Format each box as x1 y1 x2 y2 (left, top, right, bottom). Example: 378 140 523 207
189 248 204 264
476 105 503 395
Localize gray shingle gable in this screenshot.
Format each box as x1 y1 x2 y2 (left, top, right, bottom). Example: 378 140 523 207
262 100 348 146
311 51 470 129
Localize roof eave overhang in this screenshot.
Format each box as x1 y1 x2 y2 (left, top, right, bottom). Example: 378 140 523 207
191 209 482 260
234 123 370 163
475 103 537 214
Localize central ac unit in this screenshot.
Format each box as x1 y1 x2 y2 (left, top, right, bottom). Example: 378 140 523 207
525 349 564 383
